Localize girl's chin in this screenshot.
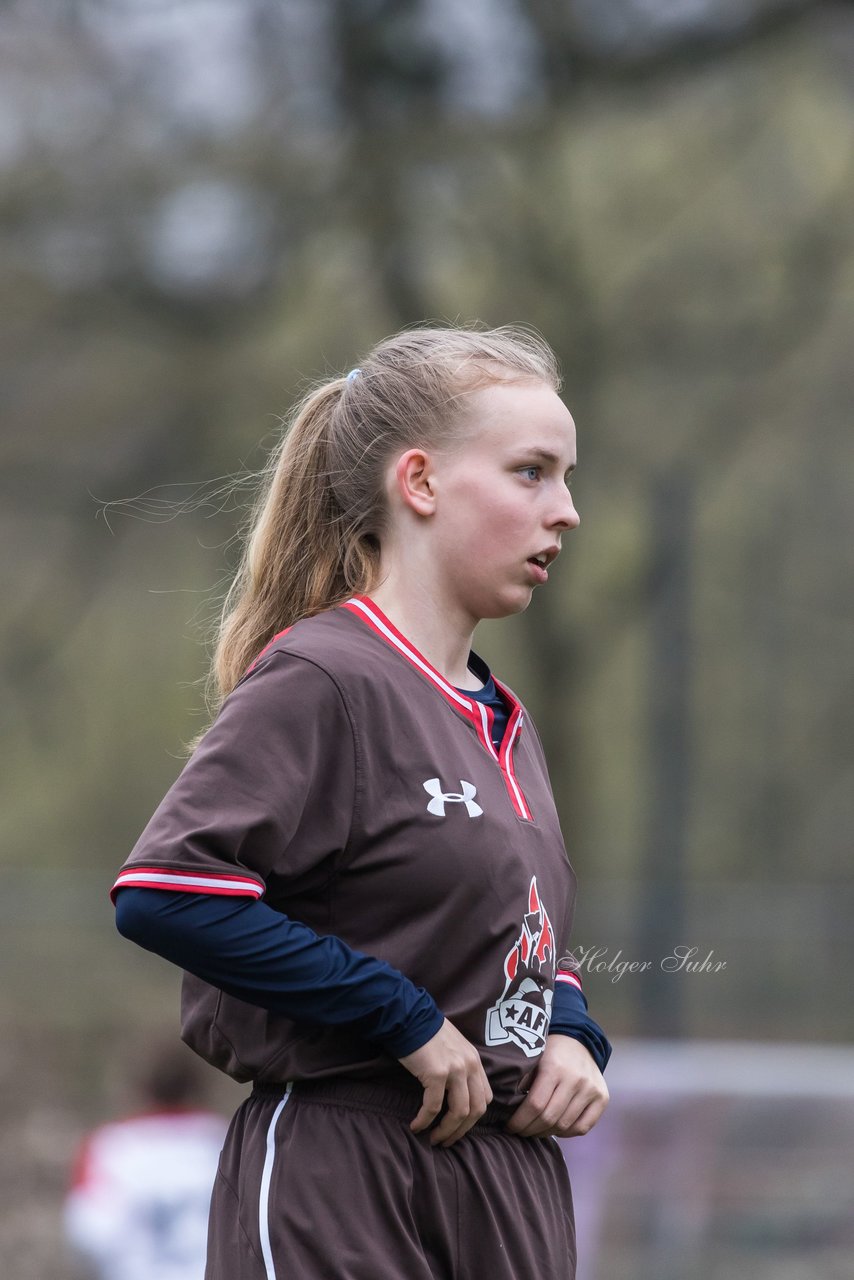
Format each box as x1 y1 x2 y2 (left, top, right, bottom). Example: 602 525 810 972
472 587 535 622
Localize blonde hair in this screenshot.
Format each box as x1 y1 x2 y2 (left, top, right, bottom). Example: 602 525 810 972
209 323 560 710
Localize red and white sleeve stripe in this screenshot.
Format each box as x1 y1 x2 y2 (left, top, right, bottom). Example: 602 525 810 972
555 969 583 992
110 867 265 904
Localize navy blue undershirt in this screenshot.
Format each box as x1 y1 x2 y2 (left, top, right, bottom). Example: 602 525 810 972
115 655 611 1073
460 652 509 751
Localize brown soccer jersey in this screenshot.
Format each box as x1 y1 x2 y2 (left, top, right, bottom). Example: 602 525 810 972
112 597 578 1106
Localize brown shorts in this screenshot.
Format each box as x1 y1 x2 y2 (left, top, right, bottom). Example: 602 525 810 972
206 1078 576 1280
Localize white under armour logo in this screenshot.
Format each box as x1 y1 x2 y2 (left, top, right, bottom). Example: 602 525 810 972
423 778 483 818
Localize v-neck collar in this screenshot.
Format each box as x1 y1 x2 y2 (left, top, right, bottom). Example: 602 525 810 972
341 595 533 821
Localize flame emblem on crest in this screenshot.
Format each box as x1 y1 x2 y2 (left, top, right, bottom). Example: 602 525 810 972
503 877 554 983
485 876 556 1058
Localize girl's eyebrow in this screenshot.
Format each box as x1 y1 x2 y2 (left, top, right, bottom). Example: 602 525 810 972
517 447 576 471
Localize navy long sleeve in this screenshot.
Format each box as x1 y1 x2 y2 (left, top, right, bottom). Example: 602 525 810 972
116 887 610 1072
115 888 443 1058
549 982 612 1073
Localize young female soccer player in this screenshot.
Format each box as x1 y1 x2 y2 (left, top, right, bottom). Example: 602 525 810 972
112 325 611 1279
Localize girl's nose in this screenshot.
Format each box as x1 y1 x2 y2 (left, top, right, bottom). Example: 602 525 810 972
553 489 580 531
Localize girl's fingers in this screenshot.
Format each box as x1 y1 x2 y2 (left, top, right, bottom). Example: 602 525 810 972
510 1078 608 1138
506 1076 564 1136
509 1085 566 1138
429 1075 475 1147
557 1093 608 1138
506 1038 610 1138
410 1079 446 1134
431 1061 493 1147
400 1018 491 1146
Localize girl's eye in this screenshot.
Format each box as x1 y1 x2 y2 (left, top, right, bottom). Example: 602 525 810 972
520 466 540 482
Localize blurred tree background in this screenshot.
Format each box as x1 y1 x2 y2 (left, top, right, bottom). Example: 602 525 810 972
1 0 853 1275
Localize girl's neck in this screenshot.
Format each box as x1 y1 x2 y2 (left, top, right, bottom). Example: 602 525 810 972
366 576 479 690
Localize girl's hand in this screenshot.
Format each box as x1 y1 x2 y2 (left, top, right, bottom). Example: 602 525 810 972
398 1018 493 1147
506 1035 609 1139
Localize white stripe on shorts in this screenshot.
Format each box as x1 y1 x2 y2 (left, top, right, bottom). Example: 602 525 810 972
259 1087 291 1280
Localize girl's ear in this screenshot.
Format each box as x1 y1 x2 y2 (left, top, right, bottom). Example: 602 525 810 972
393 449 437 518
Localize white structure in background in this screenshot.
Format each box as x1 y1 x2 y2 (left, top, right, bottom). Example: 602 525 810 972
561 1039 854 1280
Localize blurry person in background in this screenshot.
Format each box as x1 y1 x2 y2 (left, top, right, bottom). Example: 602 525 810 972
64 1041 227 1280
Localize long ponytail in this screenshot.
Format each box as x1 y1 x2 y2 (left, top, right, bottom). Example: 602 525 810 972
211 380 363 702
207 323 560 714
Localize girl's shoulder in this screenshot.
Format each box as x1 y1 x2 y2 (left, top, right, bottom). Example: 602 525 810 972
235 606 406 717
247 605 380 682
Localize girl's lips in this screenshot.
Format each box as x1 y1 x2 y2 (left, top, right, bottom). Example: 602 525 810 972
527 558 548 585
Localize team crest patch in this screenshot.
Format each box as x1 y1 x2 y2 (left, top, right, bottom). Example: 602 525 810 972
485 877 555 1058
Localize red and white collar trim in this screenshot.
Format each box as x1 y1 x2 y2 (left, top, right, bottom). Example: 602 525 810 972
341 596 533 822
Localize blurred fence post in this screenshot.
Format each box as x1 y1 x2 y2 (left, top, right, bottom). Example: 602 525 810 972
636 468 694 1036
